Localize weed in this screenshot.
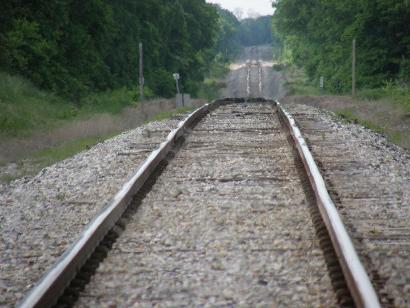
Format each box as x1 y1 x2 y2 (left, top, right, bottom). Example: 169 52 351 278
283 65 322 96
33 134 114 165
0 174 18 184
197 62 229 100
0 71 137 137
284 67 410 150
56 192 66 201
336 109 385 134
388 132 402 144
79 87 137 115
146 107 195 123
272 63 285 71
357 84 410 112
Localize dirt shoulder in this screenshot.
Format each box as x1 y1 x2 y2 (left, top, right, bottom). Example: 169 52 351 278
282 95 410 151
0 99 205 184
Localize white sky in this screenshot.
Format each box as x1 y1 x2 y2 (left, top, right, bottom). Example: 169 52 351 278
206 0 274 18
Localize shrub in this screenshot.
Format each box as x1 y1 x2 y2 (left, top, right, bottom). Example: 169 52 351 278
399 58 410 84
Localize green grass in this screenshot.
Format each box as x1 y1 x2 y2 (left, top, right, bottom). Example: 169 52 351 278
0 71 137 138
207 61 230 79
0 174 19 184
197 61 229 100
146 106 195 123
33 134 115 164
285 65 410 112
336 109 384 133
0 71 72 136
357 85 410 112
79 87 138 115
335 108 409 148
284 62 410 112
283 65 322 96
283 64 410 149
1 105 194 184
198 78 227 101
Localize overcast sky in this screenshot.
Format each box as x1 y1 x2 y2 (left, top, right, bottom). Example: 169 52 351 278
206 0 274 18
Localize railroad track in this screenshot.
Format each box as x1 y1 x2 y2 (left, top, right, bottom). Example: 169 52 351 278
18 98 381 307
245 60 263 98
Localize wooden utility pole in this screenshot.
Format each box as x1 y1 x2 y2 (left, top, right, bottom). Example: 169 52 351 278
139 42 144 101
352 38 356 96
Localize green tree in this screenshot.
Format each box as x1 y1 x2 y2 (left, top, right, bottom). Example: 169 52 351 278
0 0 219 100
273 0 410 92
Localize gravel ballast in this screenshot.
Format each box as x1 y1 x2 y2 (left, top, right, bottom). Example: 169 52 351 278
1 100 409 306
0 116 188 306
284 103 410 307
73 103 337 307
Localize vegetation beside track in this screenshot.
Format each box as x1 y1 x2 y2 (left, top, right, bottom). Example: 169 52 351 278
0 71 138 138
272 0 410 151
0 107 198 184
283 65 410 150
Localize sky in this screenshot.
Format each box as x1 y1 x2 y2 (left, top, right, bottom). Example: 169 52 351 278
206 0 274 19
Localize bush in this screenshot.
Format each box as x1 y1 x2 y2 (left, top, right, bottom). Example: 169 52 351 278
148 69 175 98
399 58 410 84
273 63 285 71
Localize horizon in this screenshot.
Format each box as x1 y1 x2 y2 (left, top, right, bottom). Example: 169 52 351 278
206 0 274 19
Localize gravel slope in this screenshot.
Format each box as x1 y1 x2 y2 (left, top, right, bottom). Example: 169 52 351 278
0 116 189 306
74 103 337 307
2 43 409 307
284 103 410 307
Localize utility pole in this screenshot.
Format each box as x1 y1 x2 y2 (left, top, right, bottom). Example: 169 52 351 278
320 76 324 94
352 38 356 96
139 42 144 101
173 73 180 95
173 73 184 107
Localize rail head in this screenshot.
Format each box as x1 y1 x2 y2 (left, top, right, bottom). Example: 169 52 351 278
18 98 380 308
275 100 381 308
18 99 231 308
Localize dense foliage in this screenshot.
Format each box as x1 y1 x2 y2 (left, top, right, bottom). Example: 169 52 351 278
273 0 410 93
211 8 277 61
0 0 219 100
237 16 275 47
212 6 241 62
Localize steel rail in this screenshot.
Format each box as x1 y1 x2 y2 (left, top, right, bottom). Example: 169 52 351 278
18 99 231 308
18 98 381 308
276 100 381 308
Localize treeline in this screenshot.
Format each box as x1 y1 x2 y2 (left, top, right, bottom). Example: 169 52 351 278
0 0 219 101
212 6 241 62
273 0 410 92
207 6 277 62
238 16 276 48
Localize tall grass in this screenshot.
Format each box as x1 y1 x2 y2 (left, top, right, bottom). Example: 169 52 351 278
283 65 321 96
197 62 229 100
146 106 195 123
33 134 116 164
0 71 137 137
79 88 138 115
285 65 410 113
357 82 410 112
0 71 71 136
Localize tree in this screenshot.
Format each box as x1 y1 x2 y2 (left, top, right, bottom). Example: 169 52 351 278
273 0 410 92
0 0 219 100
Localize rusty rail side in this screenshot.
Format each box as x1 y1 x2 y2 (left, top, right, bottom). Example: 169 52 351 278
276 101 381 308
18 99 234 308
19 98 380 308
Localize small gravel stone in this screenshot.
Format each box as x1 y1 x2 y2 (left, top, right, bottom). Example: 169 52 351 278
284 102 410 306
73 103 337 307
0 117 188 306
